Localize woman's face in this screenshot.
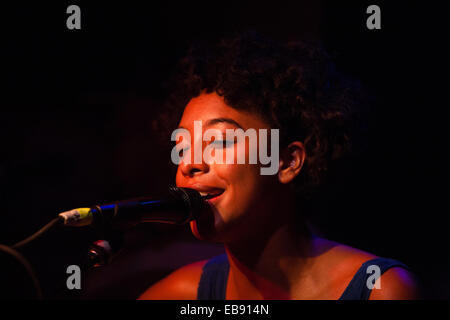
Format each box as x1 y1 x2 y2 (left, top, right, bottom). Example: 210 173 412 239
175 92 281 243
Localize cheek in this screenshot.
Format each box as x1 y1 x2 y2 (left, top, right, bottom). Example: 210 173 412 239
214 163 253 185
217 140 261 183
215 162 262 207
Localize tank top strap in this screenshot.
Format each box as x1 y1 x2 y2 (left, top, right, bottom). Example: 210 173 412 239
338 257 410 300
197 253 230 300
197 254 410 300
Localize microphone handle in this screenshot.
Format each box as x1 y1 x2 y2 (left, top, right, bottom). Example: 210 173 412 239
90 196 189 229
58 187 203 229
89 187 202 229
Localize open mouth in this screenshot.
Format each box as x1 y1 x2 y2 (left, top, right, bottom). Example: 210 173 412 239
199 190 225 201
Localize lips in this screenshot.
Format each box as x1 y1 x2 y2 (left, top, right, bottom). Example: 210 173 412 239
185 185 225 202
199 190 225 199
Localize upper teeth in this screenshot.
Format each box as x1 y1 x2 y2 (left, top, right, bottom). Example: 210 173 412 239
199 191 221 196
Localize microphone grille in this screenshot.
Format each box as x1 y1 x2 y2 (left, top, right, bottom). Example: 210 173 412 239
169 187 204 222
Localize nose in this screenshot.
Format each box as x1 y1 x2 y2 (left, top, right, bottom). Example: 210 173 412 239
179 156 210 177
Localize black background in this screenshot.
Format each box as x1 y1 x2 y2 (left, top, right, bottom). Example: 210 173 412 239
0 1 447 299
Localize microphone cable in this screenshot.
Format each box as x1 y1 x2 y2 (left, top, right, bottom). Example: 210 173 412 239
0 187 207 299
0 216 65 299
0 244 44 299
11 216 64 250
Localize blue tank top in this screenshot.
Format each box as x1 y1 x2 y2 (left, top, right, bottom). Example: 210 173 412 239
197 253 409 300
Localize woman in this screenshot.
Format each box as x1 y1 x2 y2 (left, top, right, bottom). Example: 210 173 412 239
139 32 419 300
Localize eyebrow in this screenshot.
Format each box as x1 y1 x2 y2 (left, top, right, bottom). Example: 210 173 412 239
178 117 243 130
205 118 243 128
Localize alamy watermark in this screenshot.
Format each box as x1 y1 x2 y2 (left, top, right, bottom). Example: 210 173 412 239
66 5 81 30
366 5 381 30
66 264 81 290
366 264 381 290
171 121 280 175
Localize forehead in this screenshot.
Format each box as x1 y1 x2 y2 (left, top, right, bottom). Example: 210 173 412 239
179 92 270 130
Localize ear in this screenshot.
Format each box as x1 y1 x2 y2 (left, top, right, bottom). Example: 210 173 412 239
278 141 306 184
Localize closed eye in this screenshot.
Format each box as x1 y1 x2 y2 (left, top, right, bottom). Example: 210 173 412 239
211 140 235 148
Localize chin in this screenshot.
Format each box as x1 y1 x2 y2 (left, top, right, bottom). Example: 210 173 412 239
192 212 249 245
189 220 206 240
190 220 226 243
189 208 219 242
189 210 230 243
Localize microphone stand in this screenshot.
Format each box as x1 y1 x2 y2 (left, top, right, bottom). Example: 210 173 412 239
3 188 203 298
82 232 124 269
1 216 123 299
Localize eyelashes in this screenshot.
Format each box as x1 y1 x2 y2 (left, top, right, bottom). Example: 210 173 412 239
210 140 236 148
175 138 237 157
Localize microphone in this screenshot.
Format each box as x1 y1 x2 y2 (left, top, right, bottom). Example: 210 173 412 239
58 187 204 229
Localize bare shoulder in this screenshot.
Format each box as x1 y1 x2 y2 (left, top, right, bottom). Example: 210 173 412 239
314 237 378 270
330 240 420 299
138 259 208 300
315 237 419 299
369 267 420 300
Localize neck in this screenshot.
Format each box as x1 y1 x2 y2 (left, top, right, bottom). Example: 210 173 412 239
223 199 318 299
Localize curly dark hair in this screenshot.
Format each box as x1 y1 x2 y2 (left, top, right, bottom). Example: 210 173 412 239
157 31 368 200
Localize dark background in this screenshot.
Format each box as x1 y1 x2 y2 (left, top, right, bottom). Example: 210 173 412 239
0 1 447 299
